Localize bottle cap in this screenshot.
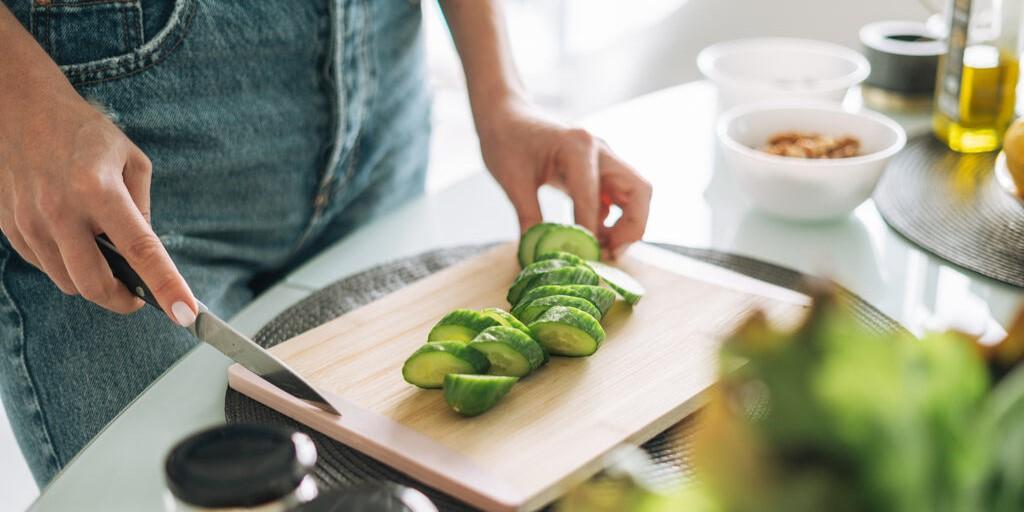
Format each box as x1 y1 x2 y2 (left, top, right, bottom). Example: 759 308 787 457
165 424 316 508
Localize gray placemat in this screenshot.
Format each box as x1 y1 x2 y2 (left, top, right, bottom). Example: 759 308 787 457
225 243 906 511
874 134 1024 287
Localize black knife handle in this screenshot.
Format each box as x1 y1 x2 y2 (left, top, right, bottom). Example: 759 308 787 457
95 234 161 309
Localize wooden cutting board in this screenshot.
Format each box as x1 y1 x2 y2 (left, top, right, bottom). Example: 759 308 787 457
228 242 806 511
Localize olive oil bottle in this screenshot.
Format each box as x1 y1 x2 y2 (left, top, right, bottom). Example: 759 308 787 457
933 0 1023 153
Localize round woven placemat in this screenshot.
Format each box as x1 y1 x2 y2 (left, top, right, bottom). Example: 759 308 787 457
873 134 1024 287
225 243 905 511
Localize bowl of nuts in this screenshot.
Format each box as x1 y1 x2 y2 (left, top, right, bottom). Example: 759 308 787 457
717 101 906 221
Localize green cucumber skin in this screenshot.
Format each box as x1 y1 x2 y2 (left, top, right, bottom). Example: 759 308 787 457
517 223 561 267
587 261 645 305
517 285 616 316
479 308 531 336
535 251 586 266
533 225 600 263
511 294 603 324
402 342 490 389
506 260 572 305
469 326 546 373
443 374 517 416
528 306 606 357
427 309 501 343
514 266 599 305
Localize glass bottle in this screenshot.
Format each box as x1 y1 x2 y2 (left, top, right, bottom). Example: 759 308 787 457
933 0 1023 153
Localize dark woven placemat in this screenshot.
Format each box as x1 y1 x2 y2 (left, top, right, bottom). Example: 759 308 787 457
225 243 906 511
873 134 1024 287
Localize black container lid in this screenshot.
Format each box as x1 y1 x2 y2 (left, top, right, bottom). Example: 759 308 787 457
165 424 315 508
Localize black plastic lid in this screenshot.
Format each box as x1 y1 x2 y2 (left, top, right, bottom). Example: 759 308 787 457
165 424 316 508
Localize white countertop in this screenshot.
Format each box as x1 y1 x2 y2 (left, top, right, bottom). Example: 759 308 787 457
28 81 1023 511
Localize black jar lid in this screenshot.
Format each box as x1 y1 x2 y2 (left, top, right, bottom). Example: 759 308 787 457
165 424 316 508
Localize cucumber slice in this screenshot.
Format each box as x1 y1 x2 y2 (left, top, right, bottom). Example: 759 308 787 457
515 266 599 304
535 251 586 266
588 261 645 305
479 307 531 336
427 309 502 343
533 225 600 263
506 260 572 305
444 374 517 416
469 326 546 376
528 306 607 357
511 294 603 324
402 342 490 389
517 284 616 316
518 223 560 267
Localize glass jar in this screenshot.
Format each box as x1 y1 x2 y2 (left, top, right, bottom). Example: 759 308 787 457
163 424 318 512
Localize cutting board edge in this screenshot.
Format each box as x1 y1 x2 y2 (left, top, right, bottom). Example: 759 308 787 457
227 364 529 512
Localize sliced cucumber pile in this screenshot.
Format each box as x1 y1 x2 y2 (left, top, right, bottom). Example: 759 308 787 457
402 222 645 416
444 374 517 417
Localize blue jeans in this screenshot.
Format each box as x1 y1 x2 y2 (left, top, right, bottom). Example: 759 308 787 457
0 0 430 486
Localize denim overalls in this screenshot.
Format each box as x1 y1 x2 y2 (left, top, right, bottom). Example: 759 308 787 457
0 0 430 485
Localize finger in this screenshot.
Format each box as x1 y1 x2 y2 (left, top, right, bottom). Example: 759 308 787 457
14 211 77 294
123 149 152 224
504 182 544 234
95 187 196 326
599 151 652 258
55 221 143 314
559 129 600 233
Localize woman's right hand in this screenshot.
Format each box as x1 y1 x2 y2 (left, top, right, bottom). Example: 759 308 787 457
0 5 196 325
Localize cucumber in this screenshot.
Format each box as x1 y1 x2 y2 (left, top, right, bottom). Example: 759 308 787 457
511 294 603 324
506 260 573 305
588 261 645 305
517 284 616 316
443 374 517 417
534 225 600 263
469 326 546 376
479 307 531 336
402 342 490 389
518 223 560 267
528 306 607 357
514 266 599 304
535 251 586 266
427 309 502 343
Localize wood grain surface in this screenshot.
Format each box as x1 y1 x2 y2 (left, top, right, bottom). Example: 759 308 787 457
229 242 805 511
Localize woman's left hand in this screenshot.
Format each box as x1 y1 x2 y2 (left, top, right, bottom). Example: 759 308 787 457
477 98 652 260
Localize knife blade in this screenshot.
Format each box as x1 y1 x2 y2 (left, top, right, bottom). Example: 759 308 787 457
96 234 341 416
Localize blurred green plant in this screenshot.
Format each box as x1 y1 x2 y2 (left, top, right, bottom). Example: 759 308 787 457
560 287 1024 512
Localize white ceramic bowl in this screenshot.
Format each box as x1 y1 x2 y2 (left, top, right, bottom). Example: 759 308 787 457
718 102 906 221
698 38 870 109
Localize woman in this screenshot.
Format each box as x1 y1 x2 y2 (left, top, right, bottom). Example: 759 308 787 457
0 0 651 486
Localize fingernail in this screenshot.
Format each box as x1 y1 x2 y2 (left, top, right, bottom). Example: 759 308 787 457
171 301 196 327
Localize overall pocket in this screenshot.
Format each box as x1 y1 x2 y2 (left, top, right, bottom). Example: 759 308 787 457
29 0 196 86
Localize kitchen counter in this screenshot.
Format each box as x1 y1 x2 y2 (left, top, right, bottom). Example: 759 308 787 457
29 81 1023 511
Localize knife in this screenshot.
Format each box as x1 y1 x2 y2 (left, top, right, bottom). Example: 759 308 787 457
96 235 341 416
